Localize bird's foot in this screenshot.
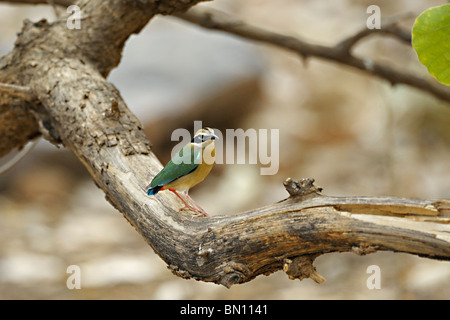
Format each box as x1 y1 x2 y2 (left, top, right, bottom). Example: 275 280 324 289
169 189 209 217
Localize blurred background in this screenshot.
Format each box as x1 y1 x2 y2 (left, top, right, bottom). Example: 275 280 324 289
0 0 449 299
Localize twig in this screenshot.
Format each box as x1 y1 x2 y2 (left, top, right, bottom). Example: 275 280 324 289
336 22 411 54
175 7 450 104
337 11 415 53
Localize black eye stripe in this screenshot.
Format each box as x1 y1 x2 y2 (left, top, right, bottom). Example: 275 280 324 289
192 135 204 143
191 134 213 143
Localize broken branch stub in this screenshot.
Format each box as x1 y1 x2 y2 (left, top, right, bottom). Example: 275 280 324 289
283 177 323 198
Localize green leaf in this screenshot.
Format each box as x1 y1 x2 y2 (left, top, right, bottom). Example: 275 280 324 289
412 4 450 86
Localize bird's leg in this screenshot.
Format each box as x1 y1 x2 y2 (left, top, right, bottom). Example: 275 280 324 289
183 191 208 217
169 189 197 211
169 189 208 217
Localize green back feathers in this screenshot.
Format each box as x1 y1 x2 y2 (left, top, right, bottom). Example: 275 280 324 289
148 143 201 190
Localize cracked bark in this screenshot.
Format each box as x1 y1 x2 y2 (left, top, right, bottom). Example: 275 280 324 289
0 0 449 287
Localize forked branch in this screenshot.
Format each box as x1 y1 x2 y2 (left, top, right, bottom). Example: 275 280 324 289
175 7 450 104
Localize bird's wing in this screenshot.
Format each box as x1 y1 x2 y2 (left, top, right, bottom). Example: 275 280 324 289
149 144 200 188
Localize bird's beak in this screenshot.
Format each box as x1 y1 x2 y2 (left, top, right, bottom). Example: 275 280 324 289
211 134 219 140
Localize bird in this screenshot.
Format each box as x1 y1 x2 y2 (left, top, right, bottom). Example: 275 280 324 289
146 127 218 217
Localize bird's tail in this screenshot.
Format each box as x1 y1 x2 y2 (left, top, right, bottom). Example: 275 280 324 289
146 185 163 196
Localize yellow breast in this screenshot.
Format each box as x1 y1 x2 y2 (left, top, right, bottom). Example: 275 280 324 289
165 147 215 192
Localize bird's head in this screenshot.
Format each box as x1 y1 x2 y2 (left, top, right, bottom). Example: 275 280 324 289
191 127 218 148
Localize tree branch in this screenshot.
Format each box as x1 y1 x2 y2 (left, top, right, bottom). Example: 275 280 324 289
0 63 41 157
0 83 35 101
175 7 450 104
0 0 449 288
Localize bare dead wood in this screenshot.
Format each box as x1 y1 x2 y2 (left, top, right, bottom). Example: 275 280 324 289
0 0 449 288
0 0 206 155
0 83 35 101
0 80 41 157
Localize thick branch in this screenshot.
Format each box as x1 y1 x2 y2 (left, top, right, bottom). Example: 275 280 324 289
0 83 35 101
0 76 41 157
175 7 450 104
0 0 206 155
0 0 449 288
